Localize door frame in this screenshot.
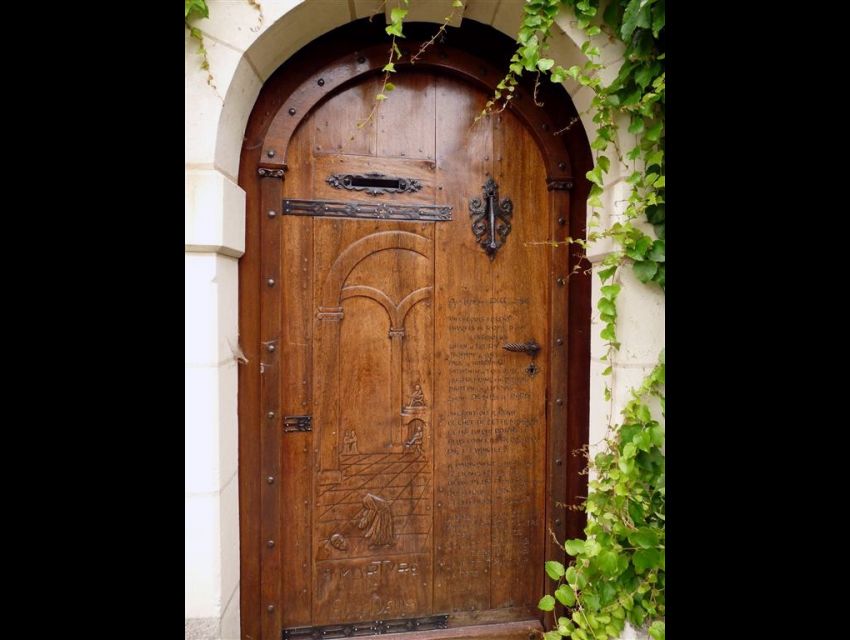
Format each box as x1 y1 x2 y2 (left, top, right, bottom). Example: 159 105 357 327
237 18 593 640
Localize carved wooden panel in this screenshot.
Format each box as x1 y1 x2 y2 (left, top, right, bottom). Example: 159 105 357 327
272 69 562 637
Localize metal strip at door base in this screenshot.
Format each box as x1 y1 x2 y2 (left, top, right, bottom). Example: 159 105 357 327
283 198 452 221
282 614 449 639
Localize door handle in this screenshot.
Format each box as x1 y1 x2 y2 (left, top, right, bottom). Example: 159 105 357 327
503 340 541 357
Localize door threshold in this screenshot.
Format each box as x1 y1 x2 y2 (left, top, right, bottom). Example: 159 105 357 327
378 619 542 640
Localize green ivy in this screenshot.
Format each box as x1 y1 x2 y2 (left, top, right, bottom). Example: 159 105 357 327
185 0 216 91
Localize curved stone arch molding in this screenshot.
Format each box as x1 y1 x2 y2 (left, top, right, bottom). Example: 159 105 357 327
320 230 431 310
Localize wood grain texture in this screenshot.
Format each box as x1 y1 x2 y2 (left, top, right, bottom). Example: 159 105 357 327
280 117 314 626
239 23 593 638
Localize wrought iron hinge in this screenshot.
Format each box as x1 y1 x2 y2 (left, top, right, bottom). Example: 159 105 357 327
283 415 312 432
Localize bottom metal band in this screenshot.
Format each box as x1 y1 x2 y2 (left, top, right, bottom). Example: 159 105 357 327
283 614 449 639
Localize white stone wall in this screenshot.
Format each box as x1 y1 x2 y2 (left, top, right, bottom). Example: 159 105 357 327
184 2 664 638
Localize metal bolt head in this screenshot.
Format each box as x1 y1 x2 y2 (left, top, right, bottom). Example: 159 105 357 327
288 107 296 116
267 539 275 548
557 277 566 286
318 78 325 86
267 344 276 353
267 476 275 484
558 161 566 171
555 518 562 526
267 210 277 218
357 55 366 64
558 217 566 226
556 337 563 346
556 398 563 406
267 605 275 613
556 458 563 466
267 278 276 287
267 411 275 419
542 123 549 131
267 149 275 158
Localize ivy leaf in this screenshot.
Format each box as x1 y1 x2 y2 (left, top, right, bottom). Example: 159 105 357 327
537 58 555 71
621 0 652 41
584 538 602 557
586 166 604 188
543 632 561 640
637 404 651 422
565 539 586 556
390 7 408 22
538 594 556 611
453 0 464 7
582 590 600 611
383 62 396 72
546 560 566 580
385 23 404 37
597 155 610 174
628 527 659 548
555 584 576 606
601 284 620 300
645 149 663 168
648 240 665 262
651 1 665 38
375 94 388 101
649 621 665 640
384 82 396 92
598 266 617 282
597 298 616 316
634 63 655 90
633 548 662 573
632 260 658 283
597 550 619 575
645 120 663 142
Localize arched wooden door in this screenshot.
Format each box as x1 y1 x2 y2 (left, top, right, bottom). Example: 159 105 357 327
239 26 591 640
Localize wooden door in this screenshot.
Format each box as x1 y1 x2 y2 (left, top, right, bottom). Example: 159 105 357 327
250 67 574 640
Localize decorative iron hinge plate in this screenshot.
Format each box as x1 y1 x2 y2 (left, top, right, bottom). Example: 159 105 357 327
283 199 452 221
282 614 449 639
283 415 312 432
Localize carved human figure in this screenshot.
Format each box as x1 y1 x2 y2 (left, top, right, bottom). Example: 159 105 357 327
356 493 394 546
343 429 358 454
407 383 425 408
404 421 425 456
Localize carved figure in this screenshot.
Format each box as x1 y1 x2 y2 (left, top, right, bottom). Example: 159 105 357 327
356 493 394 546
329 533 349 551
404 422 425 456
407 383 426 408
343 429 358 454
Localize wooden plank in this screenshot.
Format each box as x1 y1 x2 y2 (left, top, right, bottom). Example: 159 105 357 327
433 75 494 614
312 75 381 156
237 141 262 640
280 110 315 627
488 109 549 610
377 72 436 161
260 174 283 640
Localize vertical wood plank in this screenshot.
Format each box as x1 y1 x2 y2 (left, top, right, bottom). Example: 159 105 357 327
377 72 436 161
259 174 283 640
313 76 381 156
433 75 494 614
488 108 548 610
280 117 315 626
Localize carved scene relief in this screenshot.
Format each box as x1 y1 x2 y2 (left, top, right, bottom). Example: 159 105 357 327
312 227 435 622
